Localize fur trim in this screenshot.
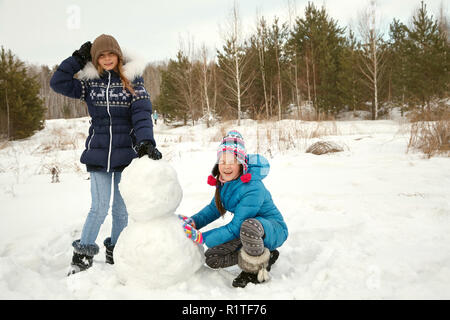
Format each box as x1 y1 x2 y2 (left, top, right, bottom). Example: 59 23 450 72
257 267 270 282
240 173 252 183
238 248 270 276
77 48 147 81
77 61 99 80
207 175 217 186
103 237 115 250
72 239 99 256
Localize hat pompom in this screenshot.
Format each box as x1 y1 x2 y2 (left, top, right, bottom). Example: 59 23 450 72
240 173 252 183
207 175 217 186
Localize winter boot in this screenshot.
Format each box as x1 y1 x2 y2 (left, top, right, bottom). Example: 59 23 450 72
103 237 115 264
232 271 260 288
267 249 279 272
68 252 93 276
67 239 99 276
232 248 271 288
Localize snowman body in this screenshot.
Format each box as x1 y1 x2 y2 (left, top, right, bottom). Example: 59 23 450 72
114 157 204 288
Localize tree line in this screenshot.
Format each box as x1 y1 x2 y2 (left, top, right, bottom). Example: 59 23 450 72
155 0 449 125
0 1 448 140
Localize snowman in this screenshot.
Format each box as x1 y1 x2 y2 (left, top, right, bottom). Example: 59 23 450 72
114 157 204 288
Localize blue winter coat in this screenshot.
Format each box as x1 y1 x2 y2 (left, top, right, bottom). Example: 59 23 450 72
191 154 288 251
50 52 155 172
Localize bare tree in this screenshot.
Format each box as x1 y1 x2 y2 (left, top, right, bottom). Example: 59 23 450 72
199 43 213 127
255 14 270 119
286 0 302 118
143 62 164 103
219 1 255 125
173 34 200 125
272 17 285 121
357 0 387 120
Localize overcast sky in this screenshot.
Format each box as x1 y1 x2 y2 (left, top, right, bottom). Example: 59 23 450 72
0 0 446 67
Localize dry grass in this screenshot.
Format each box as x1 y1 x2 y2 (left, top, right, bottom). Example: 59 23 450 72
407 118 450 158
255 120 341 155
35 127 85 154
0 141 10 151
306 141 344 155
211 124 228 142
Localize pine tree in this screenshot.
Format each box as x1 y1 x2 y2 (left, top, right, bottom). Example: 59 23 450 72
337 29 366 113
290 2 346 116
0 47 45 140
405 1 449 111
388 18 409 110
155 57 185 124
248 15 290 120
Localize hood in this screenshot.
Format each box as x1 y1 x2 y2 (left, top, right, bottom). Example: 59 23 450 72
77 48 147 81
246 154 270 181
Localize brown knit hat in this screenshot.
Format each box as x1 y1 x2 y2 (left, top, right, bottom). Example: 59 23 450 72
90 34 123 68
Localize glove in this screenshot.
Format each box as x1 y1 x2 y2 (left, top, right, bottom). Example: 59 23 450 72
137 140 162 160
72 41 92 69
178 214 196 228
182 223 204 245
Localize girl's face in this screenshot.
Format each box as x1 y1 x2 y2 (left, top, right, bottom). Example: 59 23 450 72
97 52 118 71
218 153 241 182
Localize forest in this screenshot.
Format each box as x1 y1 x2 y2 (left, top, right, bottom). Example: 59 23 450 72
0 1 448 139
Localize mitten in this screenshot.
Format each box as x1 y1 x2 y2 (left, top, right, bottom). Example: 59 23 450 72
137 140 162 160
178 214 196 228
182 223 204 245
72 41 92 69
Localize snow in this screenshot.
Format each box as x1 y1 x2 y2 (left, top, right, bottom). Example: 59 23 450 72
0 117 449 299
114 157 204 288
119 157 183 222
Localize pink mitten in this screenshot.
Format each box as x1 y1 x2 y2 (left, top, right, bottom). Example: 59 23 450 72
178 214 196 228
182 223 204 245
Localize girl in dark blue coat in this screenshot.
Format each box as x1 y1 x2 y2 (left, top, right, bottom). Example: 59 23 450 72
180 130 288 287
50 34 162 275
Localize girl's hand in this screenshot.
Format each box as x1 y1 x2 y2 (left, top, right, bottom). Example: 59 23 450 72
72 41 92 69
182 223 203 245
137 141 162 160
178 214 196 228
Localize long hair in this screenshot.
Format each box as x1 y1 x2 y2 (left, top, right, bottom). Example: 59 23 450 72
212 163 243 217
96 56 135 95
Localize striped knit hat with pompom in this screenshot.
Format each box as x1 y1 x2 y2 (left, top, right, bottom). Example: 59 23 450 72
217 130 248 174
207 130 251 186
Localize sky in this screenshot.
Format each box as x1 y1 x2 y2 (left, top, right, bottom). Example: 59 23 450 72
0 0 446 67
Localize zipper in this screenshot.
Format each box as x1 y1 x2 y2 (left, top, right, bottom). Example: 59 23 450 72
88 128 95 150
129 128 135 151
106 71 112 172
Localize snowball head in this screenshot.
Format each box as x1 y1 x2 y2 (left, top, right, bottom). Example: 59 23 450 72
114 216 205 288
120 157 183 222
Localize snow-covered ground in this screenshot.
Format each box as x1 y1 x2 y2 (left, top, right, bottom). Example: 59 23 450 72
0 117 449 299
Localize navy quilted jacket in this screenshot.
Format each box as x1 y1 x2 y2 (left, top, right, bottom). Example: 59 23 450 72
50 53 155 172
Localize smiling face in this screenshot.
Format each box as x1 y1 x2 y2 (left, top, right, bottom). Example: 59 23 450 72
218 153 242 182
97 51 119 71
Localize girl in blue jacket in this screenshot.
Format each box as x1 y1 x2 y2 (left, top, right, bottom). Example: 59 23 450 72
180 130 288 287
50 34 162 275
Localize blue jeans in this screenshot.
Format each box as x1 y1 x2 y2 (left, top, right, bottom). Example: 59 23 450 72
79 172 128 248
